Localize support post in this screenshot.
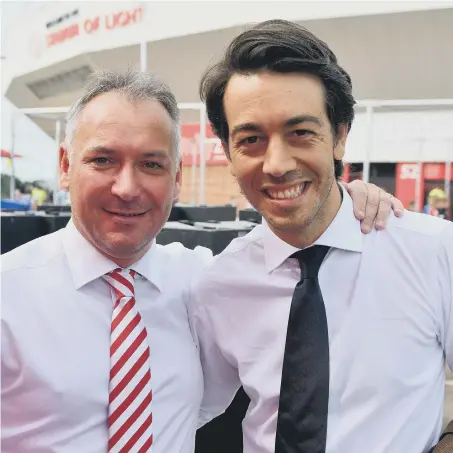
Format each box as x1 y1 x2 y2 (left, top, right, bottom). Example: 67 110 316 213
199 105 207 205
140 41 147 72
9 114 16 199
362 105 374 183
415 139 425 212
53 120 62 204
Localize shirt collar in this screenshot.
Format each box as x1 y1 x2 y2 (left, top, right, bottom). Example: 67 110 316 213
62 218 164 291
263 185 364 273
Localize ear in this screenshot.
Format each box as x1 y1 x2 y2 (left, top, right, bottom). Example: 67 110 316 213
59 144 70 190
173 160 183 203
333 124 348 161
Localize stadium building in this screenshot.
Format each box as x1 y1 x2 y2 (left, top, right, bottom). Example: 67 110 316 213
3 1 453 211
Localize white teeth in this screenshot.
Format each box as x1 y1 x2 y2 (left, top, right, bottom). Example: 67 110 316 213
267 183 307 200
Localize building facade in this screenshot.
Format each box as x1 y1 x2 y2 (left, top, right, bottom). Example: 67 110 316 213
3 1 453 211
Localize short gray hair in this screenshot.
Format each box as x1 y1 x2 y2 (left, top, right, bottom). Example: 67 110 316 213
64 68 181 164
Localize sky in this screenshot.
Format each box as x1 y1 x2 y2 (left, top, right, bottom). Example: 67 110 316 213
1 1 58 187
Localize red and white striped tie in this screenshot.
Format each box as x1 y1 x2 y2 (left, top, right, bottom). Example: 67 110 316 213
103 269 153 453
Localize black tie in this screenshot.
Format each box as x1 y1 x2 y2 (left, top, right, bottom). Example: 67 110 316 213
275 245 331 453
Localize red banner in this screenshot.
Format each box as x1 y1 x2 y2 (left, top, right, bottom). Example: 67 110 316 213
395 162 420 208
423 163 452 180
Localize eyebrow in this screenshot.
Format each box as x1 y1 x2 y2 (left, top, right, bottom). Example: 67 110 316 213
231 115 324 138
285 115 323 128
86 146 171 160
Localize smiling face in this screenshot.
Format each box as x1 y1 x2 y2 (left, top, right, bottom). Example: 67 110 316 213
59 91 181 267
223 72 347 247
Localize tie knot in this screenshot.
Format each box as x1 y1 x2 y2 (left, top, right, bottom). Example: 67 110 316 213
292 245 330 279
103 268 136 299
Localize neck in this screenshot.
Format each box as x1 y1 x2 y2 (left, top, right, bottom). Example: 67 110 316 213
108 251 148 269
270 181 343 249
72 218 151 269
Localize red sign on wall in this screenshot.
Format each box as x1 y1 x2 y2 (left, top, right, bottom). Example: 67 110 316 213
424 163 449 180
180 123 228 166
395 163 419 208
46 7 143 47
395 162 452 209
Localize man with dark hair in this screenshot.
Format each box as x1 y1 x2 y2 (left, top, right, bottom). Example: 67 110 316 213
200 19 355 183
191 20 453 453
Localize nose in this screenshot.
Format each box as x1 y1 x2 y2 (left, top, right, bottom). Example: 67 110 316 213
262 137 297 177
111 165 141 201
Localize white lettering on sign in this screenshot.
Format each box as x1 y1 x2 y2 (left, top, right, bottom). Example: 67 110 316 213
400 164 419 180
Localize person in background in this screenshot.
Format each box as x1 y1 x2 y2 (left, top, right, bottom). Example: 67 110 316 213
13 186 23 201
13 183 32 206
192 19 453 453
30 181 48 207
433 193 450 220
1 68 403 453
423 188 443 216
408 200 418 212
54 187 71 205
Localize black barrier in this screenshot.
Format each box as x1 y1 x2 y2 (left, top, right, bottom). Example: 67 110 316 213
43 214 71 235
169 204 237 222
239 208 262 224
1 214 71 254
157 221 255 256
37 205 71 214
1 214 50 254
195 387 250 453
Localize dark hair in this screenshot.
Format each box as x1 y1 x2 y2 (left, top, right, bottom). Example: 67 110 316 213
199 19 356 179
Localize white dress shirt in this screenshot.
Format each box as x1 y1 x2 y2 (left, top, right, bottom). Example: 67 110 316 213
191 188 453 453
1 219 212 453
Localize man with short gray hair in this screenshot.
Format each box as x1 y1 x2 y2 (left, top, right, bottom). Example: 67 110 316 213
1 67 402 453
1 68 206 453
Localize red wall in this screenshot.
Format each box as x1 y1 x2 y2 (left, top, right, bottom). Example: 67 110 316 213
395 162 453 208
180 123 228 166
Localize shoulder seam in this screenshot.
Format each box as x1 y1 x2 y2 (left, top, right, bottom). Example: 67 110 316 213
393 218 448 238
1 251 65 275
439 219 453 237
212 234 263 263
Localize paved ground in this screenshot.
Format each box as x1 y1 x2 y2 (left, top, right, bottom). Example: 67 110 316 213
445 367 453 429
